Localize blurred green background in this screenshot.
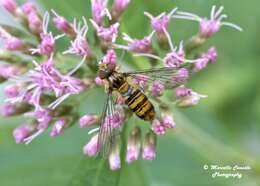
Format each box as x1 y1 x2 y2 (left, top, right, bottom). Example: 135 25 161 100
0 0 260 186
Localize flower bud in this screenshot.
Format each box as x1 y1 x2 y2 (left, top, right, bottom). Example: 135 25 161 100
177 92 207 107
5 36 26 51
79 114 98 128
4 84 21 98
112 0 131 20
27 12 42 34
206 47 217 63
161 113 176 129
91 0 109 25
175 86 192 98
151 80 164 97
109 139 121 170
142 132 156 160
193 57 209 72
21 2 37 15
83 134 99 157
152 119 166 135
1 0 17 15
50 118 69 137
172 68 189 85
0 64 19 79
199 18 220 38
126 127 141 163
90 19 119 45
0 104 16 117
52 10 75 38
13 124 35 144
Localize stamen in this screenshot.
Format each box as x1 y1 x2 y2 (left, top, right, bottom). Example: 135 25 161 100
113 44 129 50
67 55 86 76
43 12 50 34
144 12 153 19
24 129 44 145
134 53 163 62
168 7 178 17
88 127 100 135
54 33 65 40
211 5 216 20
172 15 199 21
221 22 243 31
163 28 174 51
176 11 200 20
122 33 133 42
48 93 70 109
218 14 227 22
214 6 224 19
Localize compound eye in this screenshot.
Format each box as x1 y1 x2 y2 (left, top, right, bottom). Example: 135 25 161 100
99 70 106 79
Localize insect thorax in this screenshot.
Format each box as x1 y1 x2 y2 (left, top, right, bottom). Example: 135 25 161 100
108 72 127 90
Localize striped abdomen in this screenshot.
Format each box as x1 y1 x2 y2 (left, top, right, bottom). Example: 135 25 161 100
118 81 155 121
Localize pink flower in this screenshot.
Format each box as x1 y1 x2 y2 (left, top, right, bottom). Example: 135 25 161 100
0 104 16 117
142 132 156 160
172 68 189 86
112 0 130 19
126 127 141 163
152 119 165 135
164 42 185 67
115 32 154 53
109 141 121 170
175 6 242 38
175 86 192 98
206 47 217 63
5 36 26 51
161 114 176 129
102 49 117 65
21 2 37 15
145 8 178 35
50 118 68 137
83 134 99 156
176 90 208 108
64 18 92 58
1 0 17 15
151 80 164 97
91 0 109 25
26 108 52 129
4 84 21 98
193 47 217 72
0 27 26 51
30 13 62 56
13 124 35 144
0 64 19 79
27 12 42 34
133 74 149 90
193 57 209 72
90 19 119 44
104 111 124 129
79 114 98 128
51 10 75 37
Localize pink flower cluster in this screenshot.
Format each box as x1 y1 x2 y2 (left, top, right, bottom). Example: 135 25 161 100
0 0 241 170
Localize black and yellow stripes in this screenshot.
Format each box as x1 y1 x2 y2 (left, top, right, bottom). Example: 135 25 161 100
124 88 155 121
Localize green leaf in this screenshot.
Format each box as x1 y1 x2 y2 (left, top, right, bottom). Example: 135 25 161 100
69 157 120 186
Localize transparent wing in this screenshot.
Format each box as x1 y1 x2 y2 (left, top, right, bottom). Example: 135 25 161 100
97 90 121 158
124 67 189 88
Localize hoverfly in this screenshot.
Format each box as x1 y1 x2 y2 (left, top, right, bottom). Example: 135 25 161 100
97 62 188 156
